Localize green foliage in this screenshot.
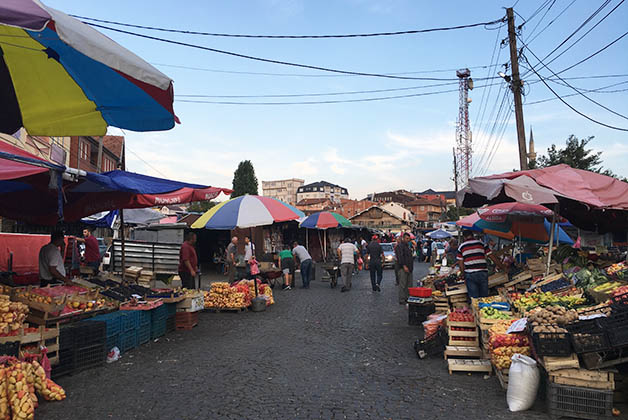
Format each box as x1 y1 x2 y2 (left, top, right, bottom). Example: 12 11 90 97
187 201 217 213
231 160 258 198
444 205 474 221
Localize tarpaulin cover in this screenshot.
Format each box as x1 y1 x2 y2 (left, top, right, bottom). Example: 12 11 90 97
458 164 628 233
82 208 166 228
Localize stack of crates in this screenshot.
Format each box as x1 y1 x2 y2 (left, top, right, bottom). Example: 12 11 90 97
52 321 106 378
151 304 168 339
91 311 123 353
165 303 177 333
137 310 151 345
119 311 139 353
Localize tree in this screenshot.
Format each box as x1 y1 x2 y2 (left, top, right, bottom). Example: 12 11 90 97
444 205 474 221
231 160 258 198
187 201 217 213
532 135 627 182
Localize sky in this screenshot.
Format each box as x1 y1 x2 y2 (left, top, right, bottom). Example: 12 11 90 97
46 0 628 199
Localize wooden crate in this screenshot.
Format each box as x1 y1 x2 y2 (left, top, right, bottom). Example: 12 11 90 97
444 346 483 360
488 273 509 288
542 354 580 372
448 358 492 375
505 271 532 288
446 284 468 296
447 320 476 328
448 326 478 337
549 369 614 390
449 336 479 347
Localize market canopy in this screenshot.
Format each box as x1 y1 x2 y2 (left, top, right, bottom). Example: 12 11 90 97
192 195 305 230
458 164 628 232
0 0 177 135
82 208 166 228
426 229 451 239
0 140 231 225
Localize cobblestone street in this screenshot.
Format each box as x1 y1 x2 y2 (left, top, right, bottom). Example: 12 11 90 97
38 262 548 419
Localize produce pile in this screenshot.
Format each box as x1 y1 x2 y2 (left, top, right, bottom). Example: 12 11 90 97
240 280 274 306
0 359 66 420
540 277 572 293
570 267 609 290
527 305 577 334
512 291 585 312
62 298 109 315
204 283 247 309
448 308 474 323
590 281 623 294
607 262 627 279
488 320 531 370
576 302 611 316
0 296 28 337
480 307 512 320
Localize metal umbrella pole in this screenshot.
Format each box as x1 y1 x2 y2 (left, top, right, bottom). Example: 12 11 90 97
546 204 558 276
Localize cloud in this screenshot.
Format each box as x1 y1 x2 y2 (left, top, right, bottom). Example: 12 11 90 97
386 130 455 154
291 158 319 176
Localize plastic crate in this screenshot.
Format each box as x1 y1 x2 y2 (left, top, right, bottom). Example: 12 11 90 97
414 327 446 359
175 311 198 330
601 310 628 348
151 304 168 322
59 326 74 350
165 303 177 317
609 291 628 310
137 323 151 344
567 319 610 354
71 321 106 348
531 331 572 357
138 310 152 326
409 287 432 297
166 315 175 333
119 330 138 354
151 321 166 340
547 382 613 419
0 342 19 357
91 312 122 338
105 333 120 352
119 310 140 332
51 348 75 379
74 343 105 373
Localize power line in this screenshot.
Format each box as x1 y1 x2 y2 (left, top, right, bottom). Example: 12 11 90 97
523 0 557 40
522 55 628 132
526 81 628 105
151 62 494 78
73 15 505 39
125 146 168 178
176 80 460 98
473 88 510 176
89 23 501 82
174 84 493 105
525 0 578 45
553 30 628 76
521 44 628 121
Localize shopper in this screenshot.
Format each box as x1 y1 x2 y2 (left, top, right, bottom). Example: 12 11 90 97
337 238 358 293
38 231 71 287
396 232 414 305
226 236 238 283
457 230 494 298
178 231 199 289
393 236 402 285
76 228 100 273
292 241 313 289
244 236 255 263
279 245 295 290
366 235 384 292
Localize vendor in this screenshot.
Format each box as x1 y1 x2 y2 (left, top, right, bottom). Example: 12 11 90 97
76 228 100 273
38 231 71 287
179 231 199 289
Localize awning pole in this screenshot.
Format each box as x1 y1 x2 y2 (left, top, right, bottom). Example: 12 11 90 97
546 204 558 276
119 142 127 282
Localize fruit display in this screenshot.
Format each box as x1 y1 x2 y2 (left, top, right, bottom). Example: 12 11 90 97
0 296 28 336
612 285 628 297
489 333 530 350
576 302 612 316
607 262 627 277
448 308 474 323
239 280 274 306
569 268 609 290
527 305 578 330
204 282 247 309
63 298 109 314
488 320 516 336
512 291 585 312
592 281 623 293
480 307 512 320
540 277 571 293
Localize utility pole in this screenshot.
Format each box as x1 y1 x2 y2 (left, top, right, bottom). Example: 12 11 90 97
453 147 459 220
506 7 528 170
455 68 473 186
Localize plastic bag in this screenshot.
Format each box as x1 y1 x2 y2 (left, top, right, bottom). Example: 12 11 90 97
422 314 447 337
507 354 540 412
107 347 121 363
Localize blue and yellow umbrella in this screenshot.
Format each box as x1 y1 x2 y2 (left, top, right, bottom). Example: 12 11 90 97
0 1 177 135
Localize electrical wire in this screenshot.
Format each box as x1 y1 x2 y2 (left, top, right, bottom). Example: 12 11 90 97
523 0 557 41
554 30 628 75
525 0 578 45
526 81 628 105
176 80 461 98
477 91 511 175
521 44 628 121
72 15 505 38
88 23 501 81
125 146 168 178
481 105 514 175
473 88 510 176
521 55 628 132
151 62 494 78
515 0 553 27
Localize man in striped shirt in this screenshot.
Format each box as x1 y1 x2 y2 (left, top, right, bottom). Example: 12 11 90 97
457 230 496 298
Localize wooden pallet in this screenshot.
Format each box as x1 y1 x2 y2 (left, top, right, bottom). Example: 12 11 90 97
549 369 614 390
444 346 483 360
204 307 247 313
448 358 492 375
541 354 580 372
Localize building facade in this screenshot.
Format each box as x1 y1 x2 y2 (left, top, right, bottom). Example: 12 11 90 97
349 205 414 232
406 198 445 228
69 135 123 173
366 190 416 205
261 178 304 205
0 129 70 166
296 181 348 203
416 189 456 207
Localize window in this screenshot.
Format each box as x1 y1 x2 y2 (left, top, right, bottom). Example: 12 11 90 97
80 141 89 160
103 157 116 172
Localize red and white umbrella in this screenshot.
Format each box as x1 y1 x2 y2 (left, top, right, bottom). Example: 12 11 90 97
477 203 554 223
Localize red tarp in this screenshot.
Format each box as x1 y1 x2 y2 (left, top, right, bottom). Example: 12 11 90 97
0 139 51 180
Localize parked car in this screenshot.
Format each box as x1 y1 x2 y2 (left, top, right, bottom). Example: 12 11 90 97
381 243 396 268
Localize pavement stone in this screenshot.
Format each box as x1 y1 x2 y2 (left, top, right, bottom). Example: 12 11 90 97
36 262 550 420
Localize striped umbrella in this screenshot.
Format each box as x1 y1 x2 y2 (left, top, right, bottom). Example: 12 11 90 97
0 1 176 135
299 211 351 229
191 195 305 230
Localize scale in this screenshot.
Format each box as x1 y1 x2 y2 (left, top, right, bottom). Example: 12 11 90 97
407 297 433 304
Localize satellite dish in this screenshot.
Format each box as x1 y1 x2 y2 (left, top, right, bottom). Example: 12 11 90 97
468 78 474 90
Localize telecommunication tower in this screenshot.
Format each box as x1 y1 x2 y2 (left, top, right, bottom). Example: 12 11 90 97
455 68 473 187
